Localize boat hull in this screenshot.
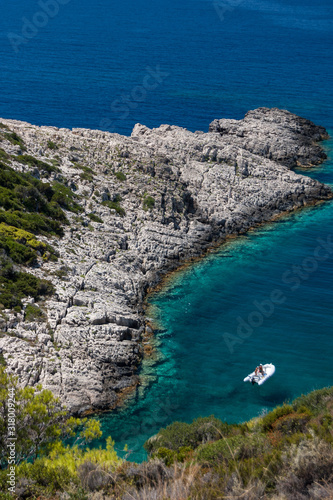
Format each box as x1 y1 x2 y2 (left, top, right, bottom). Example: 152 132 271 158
244 363 275 385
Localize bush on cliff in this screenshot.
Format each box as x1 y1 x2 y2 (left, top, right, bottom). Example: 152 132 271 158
196 433 271 465
293 386 333 415
14 436 121 497
144 416 242 455
102 199 126 216
24 303 46 322
0 380 332 499
0 161 81 237
0 232 36 266
0 367 102 468
16 154 60 176
0 367 109 467
143 194 155 211
3 131 26 151
0 259 54 309
0 223 58 265
0 367 122 498
87 212 103 223
47 139 58 150
114 170 127 181
0 159 83 311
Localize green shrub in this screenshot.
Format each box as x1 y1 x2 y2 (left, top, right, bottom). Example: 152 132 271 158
236 450 282 490
80 171 94 182
152 447 177 466
0 149 9 163
74 164 94 182
144 416 240 455
0 210 64 237
1 222 47 252
261 405 293 431
309 413 333 443
51 182 82 213
0 366 104 471
3 131 26 150
114 171 126 181
143 195 155 211
0 223 58 264
25 304 46 322
272 412 311 435
0 231 36 265
74 163 93 174
152 445 193 466
0 469 14 499
47 140 58 150
0 353 5 367
0 262 54 309
53 266 70 280
293 387 333 415
18 460 75 495
0 161 82 236
15 436 121 495
16 154 60 175
87 213 103 223
320 413 333 429
102 200 125 217
196 433 270 465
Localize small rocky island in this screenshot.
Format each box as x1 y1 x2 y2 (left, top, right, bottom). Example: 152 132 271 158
0 108 331 414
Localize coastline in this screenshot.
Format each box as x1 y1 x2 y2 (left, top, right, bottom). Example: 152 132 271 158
0 107 332 415
144 196 332 302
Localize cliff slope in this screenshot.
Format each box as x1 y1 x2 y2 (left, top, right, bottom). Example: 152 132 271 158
0 108 331 413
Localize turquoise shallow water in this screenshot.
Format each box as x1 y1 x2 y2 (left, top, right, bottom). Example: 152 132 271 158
93 137 333 462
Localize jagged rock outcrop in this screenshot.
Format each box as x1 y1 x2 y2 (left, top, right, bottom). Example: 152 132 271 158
0 108 331 414
209 107 329 168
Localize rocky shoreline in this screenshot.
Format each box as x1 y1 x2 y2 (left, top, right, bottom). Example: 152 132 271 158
0 107 331 414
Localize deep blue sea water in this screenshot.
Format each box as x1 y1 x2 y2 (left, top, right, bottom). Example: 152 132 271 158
0 0 333 132
1 0 332 462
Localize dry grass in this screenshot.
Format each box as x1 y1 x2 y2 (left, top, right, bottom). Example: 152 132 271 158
275 439 333 499
122 461 201 500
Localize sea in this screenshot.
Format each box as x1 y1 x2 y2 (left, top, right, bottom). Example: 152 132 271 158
1 0 332 462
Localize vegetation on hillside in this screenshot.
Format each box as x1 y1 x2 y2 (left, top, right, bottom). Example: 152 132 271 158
102 194 126 217
74 163 94 182
0 367 108 499
0 161 74 236
0 376 332 499
3 131 26 151
0 261 54 309
143 194 155 211
0 148 82 311
15 155 60 177
114 171 127 182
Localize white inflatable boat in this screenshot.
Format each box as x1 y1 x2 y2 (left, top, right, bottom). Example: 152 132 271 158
244 363 275 385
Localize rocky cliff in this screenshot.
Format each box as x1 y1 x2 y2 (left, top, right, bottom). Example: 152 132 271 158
0 108 331 414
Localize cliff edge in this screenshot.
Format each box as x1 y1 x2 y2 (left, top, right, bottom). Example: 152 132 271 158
0 108 331 414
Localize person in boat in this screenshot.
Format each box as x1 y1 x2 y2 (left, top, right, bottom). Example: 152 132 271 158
255 364 264 376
